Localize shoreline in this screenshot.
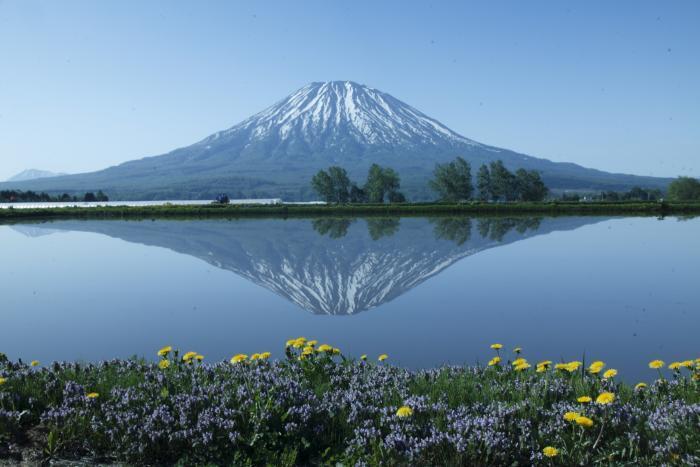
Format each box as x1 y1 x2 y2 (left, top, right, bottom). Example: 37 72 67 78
1 201 700 222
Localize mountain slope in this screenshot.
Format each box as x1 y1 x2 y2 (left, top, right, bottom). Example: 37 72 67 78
0 81 671 200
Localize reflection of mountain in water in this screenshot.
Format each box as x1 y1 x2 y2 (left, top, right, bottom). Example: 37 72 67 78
13 217 604 315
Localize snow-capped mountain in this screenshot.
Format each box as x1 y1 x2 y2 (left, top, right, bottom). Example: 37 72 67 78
7 169 66 182
203 81 481 148
0 81 670 199
15 217 605 315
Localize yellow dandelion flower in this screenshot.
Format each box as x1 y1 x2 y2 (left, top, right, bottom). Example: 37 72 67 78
588 360 605 373
30 360 40 367
596 392 615 405
285 339 295 347
157 346 173 357
490 343 503 350
634 382 647 390
230 354 248 364
565 361 582 372
554 363 567 370
260 352 272 360
317 344 333 353
514 362 531 371
648 360 664 369
86 392 99 399
378 354 389 361
512 358 527 366
542 446 559 458
0 377 7 385
488 356 501 366
302 347 314 357
668 362 681 370
563 411 580 422
679 360 694 369
537 360 552 368
513 347 522 354
195 355 204 361
602 369 618 379
536 365 547 373
250 353 261 360
575 416 594 428
307 340 318 347
360 355 367 361
577 396 592 403
396 406 413 418
182 351 197 362
332 348 341 355
158 360 171 369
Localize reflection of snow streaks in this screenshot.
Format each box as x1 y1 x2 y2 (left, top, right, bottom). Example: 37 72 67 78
12 216 603 315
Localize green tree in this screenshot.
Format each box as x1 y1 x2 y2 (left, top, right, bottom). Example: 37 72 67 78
311 166 351 203
476 164 492 201
387 191 406 203
489 160 517 201
349 184 367 203
311 170 333 202
514 169 548 201
364 164 403 203
667 177 700 201
429 156 473 201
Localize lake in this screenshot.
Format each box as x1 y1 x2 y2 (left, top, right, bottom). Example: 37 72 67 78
1 215 697 383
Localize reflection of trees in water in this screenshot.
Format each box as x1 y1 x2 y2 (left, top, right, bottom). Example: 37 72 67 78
311 218 355 238
311 216 544 243
431 217 472 245
366 218 401 240
312 217 401 240
477 217 542 242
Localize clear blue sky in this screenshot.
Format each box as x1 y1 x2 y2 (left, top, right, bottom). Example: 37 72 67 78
1 0 698 180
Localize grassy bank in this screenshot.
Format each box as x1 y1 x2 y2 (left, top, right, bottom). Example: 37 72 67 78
1 342 698 465
1 201 700 222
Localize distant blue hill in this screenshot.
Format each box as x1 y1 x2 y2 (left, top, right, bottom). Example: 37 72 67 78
6 169 67 182
0 81 672 200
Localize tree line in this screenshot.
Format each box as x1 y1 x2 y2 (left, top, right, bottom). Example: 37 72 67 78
311 157 548 203
311 163 406 204
560 177 700 202
433 158 548 202
0 190 109 203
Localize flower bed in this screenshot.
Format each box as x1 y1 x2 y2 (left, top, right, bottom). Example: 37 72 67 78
0 341 698 465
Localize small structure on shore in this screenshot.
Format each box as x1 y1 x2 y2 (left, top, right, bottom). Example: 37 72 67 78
214 193 230 204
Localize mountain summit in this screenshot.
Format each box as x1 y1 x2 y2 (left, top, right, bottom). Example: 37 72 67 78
1 81 670 199
207 81 478 148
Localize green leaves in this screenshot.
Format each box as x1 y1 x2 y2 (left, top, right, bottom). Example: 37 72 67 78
429 157 473 202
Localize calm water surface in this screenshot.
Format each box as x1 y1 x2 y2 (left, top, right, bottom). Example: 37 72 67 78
1 216 697 382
